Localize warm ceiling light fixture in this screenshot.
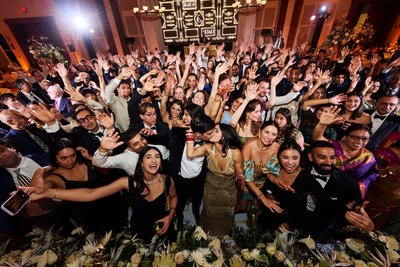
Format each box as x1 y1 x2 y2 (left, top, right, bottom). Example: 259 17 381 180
133 4 165 16
232 0 267 10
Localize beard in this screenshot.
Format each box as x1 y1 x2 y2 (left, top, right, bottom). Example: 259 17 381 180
313 163 334 176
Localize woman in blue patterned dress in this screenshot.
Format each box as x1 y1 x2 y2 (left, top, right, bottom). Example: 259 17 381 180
242 121 283 220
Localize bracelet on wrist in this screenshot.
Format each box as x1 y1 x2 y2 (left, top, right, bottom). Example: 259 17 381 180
98 150 109 156
53 188 60 199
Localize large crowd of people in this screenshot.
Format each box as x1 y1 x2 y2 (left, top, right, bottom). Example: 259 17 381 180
0 36 399 242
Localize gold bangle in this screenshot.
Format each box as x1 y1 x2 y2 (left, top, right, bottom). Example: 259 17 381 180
53 188 60 199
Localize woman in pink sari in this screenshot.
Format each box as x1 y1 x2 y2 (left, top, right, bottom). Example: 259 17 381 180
312 106 378 197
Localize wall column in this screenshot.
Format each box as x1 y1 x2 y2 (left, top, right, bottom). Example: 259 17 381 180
236 11 257 46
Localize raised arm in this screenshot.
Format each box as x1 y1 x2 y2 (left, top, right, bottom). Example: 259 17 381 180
54 63 73 91
312 106 343 141
302 94 347 111
23 177 129 202
266 70 285 109
177 56 192 88
185 130 210 158
303 69 330 101
204 61 231 114
93 61 107 96
230 82 258 128
160 75 175 123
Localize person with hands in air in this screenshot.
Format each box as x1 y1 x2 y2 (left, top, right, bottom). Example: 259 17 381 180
104 66 134 133
92 128 148 175
230 82 261 141
22 146 177 242
204 61 232 116
312 106 378 197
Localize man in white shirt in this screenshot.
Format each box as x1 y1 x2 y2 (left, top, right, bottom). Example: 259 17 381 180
104 67 133 133
0 139 57 231
92 128 148 176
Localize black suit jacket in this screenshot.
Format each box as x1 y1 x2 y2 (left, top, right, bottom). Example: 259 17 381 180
301 169 361 240
0 155 46 233
31 82 52 104
366 113 400 152
17 90 51 106
127 90 162 126
4 125 54 166
168 127 187 178
0 168 18 233
131 121 170 148
70 126 102 155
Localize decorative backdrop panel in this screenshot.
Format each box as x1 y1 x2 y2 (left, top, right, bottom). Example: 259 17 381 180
159 0 238 44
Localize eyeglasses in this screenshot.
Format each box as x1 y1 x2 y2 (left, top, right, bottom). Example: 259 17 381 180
144 113 157 117
77 114 93 124
348 135 369 142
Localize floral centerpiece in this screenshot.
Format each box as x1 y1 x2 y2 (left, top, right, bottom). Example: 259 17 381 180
0 225 399 266
28 36 68 65
322 18 375 53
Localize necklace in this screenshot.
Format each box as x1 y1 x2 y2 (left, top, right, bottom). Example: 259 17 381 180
144 174 159 185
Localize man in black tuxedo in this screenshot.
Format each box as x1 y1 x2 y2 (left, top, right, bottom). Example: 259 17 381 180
376 66 400 98
301 141 374 240
15 79 51 106
366 95 400 152
131 102 170 160
128 85 162 126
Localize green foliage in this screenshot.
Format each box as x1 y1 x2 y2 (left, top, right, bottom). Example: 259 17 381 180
28 36 67 65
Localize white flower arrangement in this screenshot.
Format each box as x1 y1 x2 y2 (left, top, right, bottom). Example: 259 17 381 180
0 225 399 266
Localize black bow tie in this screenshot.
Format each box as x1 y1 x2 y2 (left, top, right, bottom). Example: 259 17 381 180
314 175 329 182
150 125 157 131
374 114 387 120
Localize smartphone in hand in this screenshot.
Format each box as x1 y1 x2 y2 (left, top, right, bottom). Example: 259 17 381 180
1 190 30 216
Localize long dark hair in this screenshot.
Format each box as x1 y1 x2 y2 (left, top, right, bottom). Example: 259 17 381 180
302 104 331 129
167 99 184 120
277 141 302 160
276 108 296 142
342 91 365 120
219 124 242 157
133 146 163 197
238 99 262 136
49 138 85 167
185 103 205 122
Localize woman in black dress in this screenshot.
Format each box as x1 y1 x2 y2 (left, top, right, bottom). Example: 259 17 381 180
24 145 177 242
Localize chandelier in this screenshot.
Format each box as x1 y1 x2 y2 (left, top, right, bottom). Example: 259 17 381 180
233 0 267 10
133 5 165 16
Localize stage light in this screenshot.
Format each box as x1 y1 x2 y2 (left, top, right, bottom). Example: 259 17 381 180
89 28 94 33
311 15 316 21
321 5 327 12
74 17 88 29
